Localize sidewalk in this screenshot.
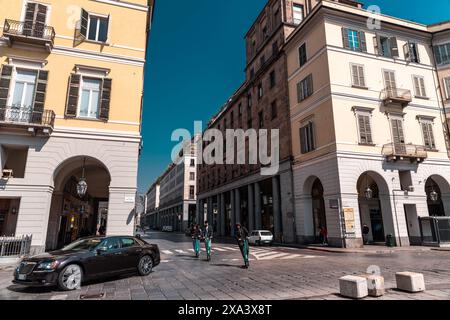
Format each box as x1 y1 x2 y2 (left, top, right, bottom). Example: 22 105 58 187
277 243 434 254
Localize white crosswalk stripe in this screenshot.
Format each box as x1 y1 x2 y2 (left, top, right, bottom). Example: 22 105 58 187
175 250 186 254
222 246 239 251
213 247 226 251
161 250 173 255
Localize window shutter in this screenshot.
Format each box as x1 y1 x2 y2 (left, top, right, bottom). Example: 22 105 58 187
300 127 306 154
306 74 313 97
404 43 411 62
341 28 350 49
419 77 426 97
358 115 366 143
413 77 420 96
364 115 372 144
309 122 315 150
359 31 367 52
297 81 303 103
23 2 37 36
65 74 80 118
31 70 49 124
0 65 13 112
373 35 381 55
80 9 89 38
428 123 436 149
358 66 365 87
391 119 405 144
411 43 419 63
390 37 399 57
99 78 112 121
34 4 47 38
445 78 450 99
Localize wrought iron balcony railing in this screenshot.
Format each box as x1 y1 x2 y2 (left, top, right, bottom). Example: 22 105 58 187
381 87 412 106
3 19 55 51
0 106 55 129
382 142 427 162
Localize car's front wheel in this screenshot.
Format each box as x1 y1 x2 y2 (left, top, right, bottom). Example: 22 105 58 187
58 264 83 291
138 255 153 276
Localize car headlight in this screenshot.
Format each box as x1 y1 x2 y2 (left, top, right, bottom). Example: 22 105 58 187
35 260 60 271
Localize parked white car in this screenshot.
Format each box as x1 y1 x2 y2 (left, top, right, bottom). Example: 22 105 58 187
248 230 273 245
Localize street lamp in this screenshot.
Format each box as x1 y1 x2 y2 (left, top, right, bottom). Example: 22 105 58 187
76 158 88 198
429 189 439 202
364 173 373 199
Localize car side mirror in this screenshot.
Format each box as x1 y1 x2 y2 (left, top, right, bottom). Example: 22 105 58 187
96 247 108 255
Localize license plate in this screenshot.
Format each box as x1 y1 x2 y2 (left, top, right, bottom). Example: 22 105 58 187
17 274 26 280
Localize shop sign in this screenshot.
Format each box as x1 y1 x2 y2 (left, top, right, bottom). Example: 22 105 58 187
343 207 356 234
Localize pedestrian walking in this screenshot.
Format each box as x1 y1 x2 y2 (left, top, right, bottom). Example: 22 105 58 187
362 224 370 245
191 224 201 258
235 223 250 269
319 225 328 245
202 221 213 261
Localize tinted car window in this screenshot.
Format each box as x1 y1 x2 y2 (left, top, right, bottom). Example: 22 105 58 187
121 238 136 248
61 238 102 251
261 232 272 236
100 238 121 251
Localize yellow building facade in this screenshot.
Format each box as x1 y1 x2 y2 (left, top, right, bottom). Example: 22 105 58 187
0 0 154 253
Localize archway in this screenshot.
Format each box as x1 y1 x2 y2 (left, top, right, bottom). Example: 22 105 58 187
46 156 111 250
357 171 393 245
425 175 450 217
311 178 326 243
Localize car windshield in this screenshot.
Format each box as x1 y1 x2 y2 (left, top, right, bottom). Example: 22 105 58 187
261 232 272 236
61 238 103 251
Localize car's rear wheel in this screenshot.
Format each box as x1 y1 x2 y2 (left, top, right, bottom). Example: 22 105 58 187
138 255 153 276
58 264 83 291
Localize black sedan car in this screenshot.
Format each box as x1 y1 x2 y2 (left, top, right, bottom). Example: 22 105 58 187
13 236 160 291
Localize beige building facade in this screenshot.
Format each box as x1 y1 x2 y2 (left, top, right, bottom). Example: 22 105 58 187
286 0 450 247
0 0 154 253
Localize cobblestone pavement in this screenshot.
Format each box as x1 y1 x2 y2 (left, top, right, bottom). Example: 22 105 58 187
1 231 450 300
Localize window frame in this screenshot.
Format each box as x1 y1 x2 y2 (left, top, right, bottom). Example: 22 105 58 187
444 77 450 100
86 12 110 43
412 75 427 98
418 117 437 151
299 120 316 154
298 43 307 67
353 107 374 145
7 67 38 110
76 76 102 120
350 63 366 89
292 3 304 25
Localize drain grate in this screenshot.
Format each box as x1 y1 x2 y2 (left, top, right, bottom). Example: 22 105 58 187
79 293 105 300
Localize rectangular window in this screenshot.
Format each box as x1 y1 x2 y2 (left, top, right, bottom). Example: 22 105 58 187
350 64 366 88
258 83 263 99
342 28 367 52
189 172 195 181
258 111 264 128
250 68 255 79
404 42 420 63
383 70 397 92
238 103 243 116
247 92 252 107
297 74 313 102
190 159 195 167
420 121 436 150
293 4 304 25
189 186 195 199
445 78 450 99
86 14 109 42
78 77 101 119
272 41 279 56
434 43 450 65
299 43 307 67
375 36 399 58
11 69 37 110
413 76 426 97
270 70 276 88
271 100 277 119
299 121 315 154
391 118 405 144
357 114 373 144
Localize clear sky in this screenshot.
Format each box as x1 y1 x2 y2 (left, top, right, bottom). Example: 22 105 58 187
137 0 450 193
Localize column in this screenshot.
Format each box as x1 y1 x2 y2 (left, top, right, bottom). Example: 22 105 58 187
254 182 262 230
235 189 241 225
272 176 282 241
230 190 236 236
248 184 254 231
220 193 226 236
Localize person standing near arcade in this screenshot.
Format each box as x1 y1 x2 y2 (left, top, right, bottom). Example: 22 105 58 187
202 221 213 261
235 223 250 268
191 224 201 258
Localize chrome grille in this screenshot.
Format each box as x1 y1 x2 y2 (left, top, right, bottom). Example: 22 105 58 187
18 262 36 275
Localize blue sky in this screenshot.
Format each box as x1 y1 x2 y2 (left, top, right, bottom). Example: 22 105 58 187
137 0 450 193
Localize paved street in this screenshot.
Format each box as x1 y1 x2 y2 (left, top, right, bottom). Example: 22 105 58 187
1 231 450 300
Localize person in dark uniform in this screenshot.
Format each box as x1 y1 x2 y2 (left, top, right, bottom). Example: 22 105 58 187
362 224 370 244
235 223 250 268
191 224 201 258
202 221 213 261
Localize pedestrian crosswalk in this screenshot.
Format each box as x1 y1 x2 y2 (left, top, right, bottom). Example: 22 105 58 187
159 245 322 261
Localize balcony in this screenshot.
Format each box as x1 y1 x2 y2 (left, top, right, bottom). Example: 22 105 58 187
382 143 428 163
3 19 55 52
0 106 55 135
381 88 412 107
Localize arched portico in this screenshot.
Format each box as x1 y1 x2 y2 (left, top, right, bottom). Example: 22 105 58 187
425 175 450 217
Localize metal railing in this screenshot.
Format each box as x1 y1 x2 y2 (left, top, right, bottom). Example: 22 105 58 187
3 19 55 42
382 142 428 160
0 235 32 257
381 87 412 105
0 106 55 128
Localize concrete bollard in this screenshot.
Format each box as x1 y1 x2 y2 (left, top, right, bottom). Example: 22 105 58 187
339 275 368 299
395 272 425 293
363 274 385 297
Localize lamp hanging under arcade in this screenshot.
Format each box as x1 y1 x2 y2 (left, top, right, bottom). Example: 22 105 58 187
76 158 88 198
364 173 373 200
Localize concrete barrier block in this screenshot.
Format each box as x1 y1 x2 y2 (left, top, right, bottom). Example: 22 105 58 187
396 272 425 293
365 275 385 297
339 275 368 299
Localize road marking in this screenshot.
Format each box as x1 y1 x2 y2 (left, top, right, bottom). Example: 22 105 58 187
256 253 292 260
213 247 226 251
252 251 277 258
223 246 239 251
51 294 68 300
175 250 187 254
281 254 302 259
161 260 171 263
161 250 173 255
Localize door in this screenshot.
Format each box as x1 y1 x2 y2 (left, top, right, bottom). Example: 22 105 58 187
391 118 406 154
119 237 142 271
383 70 397 95
369 208 385 242
23 2 48 38
83 237 123 277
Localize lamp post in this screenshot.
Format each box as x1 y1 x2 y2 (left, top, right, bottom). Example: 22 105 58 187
364 173 373 200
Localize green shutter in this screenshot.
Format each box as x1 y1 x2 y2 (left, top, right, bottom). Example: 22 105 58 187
342 28 350 49
359 31 367 52
99 78 112 121
65 74 80 118
80 9 89 38
31 70 49 124
0 65 13 113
